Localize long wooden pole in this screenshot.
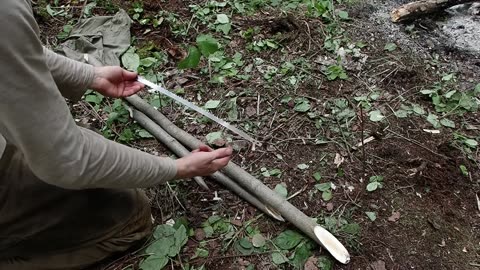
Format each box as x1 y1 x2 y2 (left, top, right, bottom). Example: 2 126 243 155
391 0 474 22
126 95 351 264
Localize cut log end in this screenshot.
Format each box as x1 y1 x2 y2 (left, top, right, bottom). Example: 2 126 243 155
314 226 351 264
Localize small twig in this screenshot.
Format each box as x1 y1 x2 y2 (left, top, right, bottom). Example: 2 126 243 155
389 184 416 195
223 214 264 252
167 183 187 212
257 93 261 116
359 106 366 177
387 129 450 160
78 0 88 20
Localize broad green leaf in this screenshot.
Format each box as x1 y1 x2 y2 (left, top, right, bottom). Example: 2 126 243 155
196 34 219 57
369 110 384 122
440 118 456 128
153 224 176 239
464 139 478 148
235 238 253 255
384 43 397 52
395 109 409 118
252 233 266 248
140 57 157 67
322 190 333 201
273 230 304 250
294 100 311 112
337 10 349 20
206 131 223 145
313 172 322 181
342 223 360 235
474 83 480 94
412 104 425 115
274 184 288 198
137 130 154 138
315 182 331 192
139 255 168 270
291 243 312 268
203 226 214 238
317 256 334 270
178 46 201 69
442 73 454 81
366 181 382 192
426 113 440 128
146 238 174 257
204 100 221 109
444 90 457 99
216 23 232 35
192 248 209 258
369 175 384 182
420 89 436 95
169 225 187 257
239 237 253 249
365 211 377 221
297 163 309 170
272 252 289 265
121 52 140 71
216 14 230 24
85 95 102 104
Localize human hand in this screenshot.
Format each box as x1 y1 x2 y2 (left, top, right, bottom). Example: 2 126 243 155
90 66 145 98
175 145 233 179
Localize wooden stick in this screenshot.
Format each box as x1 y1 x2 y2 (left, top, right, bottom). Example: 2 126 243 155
129 107 284 222
391 0 474 22
126 95 351 264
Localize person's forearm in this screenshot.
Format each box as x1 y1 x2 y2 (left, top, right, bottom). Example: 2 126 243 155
43 47 95 101
0 0 178 190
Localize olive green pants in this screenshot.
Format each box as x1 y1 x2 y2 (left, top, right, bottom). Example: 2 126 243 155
0 145 153 270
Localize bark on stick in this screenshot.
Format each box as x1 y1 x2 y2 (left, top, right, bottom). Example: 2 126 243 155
391 0 474 22
126 95 350 264
129 106 284 221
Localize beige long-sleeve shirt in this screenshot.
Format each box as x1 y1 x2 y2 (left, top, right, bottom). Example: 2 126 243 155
0 0 177 189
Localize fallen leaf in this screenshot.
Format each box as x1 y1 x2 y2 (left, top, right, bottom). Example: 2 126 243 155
369 260 386 270
304 256 319 270
388 211 401 222
231 219 242 227
333 153 344 168
194 228 205 241
246 106 256 117
326 203 334 211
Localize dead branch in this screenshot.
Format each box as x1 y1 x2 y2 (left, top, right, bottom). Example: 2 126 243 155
128 106 284 222
391 0 475 22
126 95 350 264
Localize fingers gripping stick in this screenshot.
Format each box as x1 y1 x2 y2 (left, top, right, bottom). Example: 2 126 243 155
137 76 261 148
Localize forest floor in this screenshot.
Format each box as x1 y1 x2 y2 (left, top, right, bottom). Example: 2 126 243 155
34 0 480 269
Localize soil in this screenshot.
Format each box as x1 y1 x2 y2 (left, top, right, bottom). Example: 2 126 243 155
32 0 480 269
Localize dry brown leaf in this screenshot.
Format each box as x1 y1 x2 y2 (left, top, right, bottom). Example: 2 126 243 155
388 211 401 222
369 260 386 270
304 256 319 270
326 203 334 211
194 228 205 241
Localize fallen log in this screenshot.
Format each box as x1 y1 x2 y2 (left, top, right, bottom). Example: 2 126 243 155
391 0 474 22
128 106 284 222
126 95 351 264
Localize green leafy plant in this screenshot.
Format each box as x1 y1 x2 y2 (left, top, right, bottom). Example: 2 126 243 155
178 34 220 69
421 76 479 115
366 175 384 192
315 182 333 201
325 64 348 80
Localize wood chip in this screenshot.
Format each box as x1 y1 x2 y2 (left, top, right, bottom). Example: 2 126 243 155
334 153 345 168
